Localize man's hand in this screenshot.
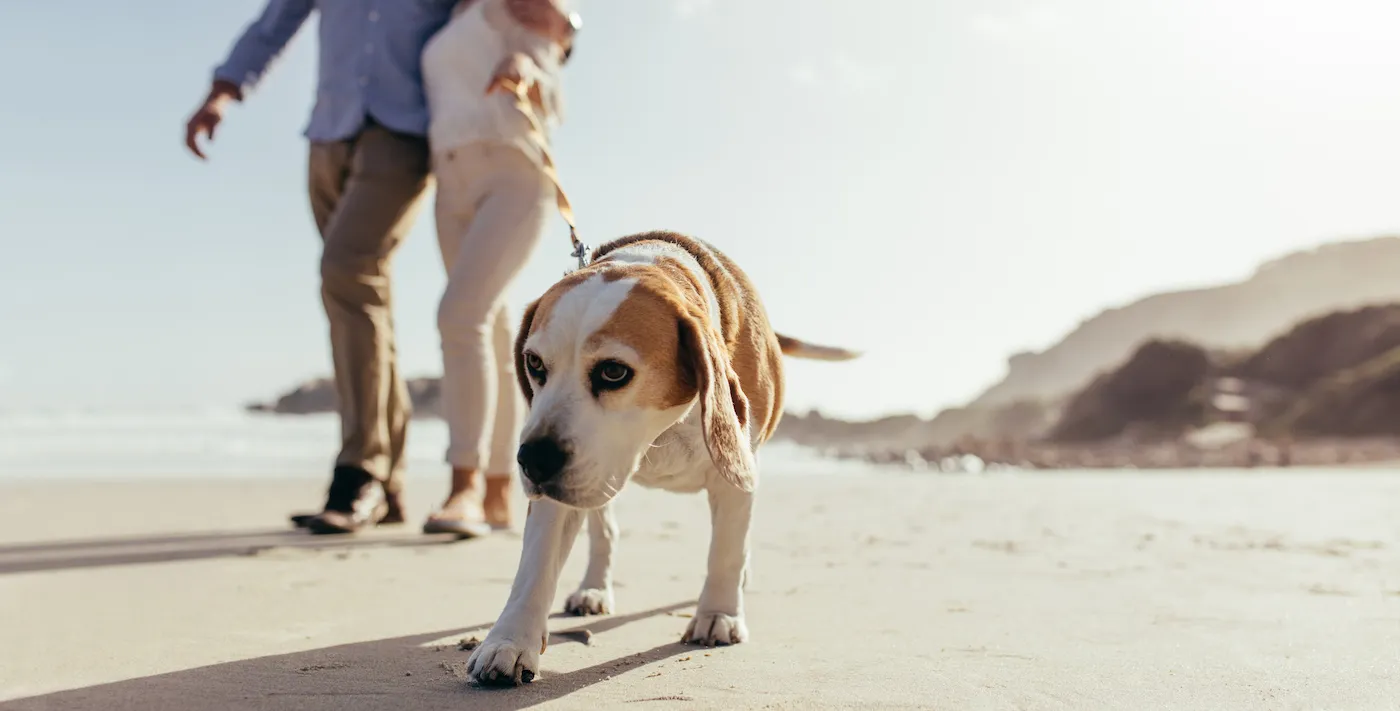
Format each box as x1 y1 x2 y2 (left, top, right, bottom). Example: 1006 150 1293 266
184 80 241 161
505 0 573 44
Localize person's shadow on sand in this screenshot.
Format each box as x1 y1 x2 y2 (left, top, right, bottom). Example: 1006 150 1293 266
0 601 699 710
0 527 471 575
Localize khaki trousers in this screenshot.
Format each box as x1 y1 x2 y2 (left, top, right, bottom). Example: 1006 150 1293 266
307 121 431 493
433 142 554 473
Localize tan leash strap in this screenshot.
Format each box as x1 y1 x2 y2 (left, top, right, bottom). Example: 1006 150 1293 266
496 73 588 272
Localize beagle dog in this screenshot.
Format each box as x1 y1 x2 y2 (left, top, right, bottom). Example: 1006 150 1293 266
467 230 857 686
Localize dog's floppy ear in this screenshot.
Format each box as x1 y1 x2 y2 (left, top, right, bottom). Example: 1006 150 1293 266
514 299 540 405
678 309 756 492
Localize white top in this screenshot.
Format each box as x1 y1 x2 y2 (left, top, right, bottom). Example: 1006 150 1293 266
422 0 566 163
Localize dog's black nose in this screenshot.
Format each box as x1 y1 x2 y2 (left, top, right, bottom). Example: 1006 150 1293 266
517 437 569 486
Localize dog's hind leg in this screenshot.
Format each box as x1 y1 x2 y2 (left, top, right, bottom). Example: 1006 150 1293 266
467 499 584 686
564 502 618 616
682 484 753 646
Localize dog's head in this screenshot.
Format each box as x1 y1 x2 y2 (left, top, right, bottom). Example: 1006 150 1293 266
512 266 755 509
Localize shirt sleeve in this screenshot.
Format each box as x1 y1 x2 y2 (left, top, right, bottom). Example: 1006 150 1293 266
212 0 315 96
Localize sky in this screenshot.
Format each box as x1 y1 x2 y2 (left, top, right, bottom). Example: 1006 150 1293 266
3 0 1400 419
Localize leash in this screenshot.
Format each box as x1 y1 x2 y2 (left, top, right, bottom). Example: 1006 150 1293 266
493 70 589 274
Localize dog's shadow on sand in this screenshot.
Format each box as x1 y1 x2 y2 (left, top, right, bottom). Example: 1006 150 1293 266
0 601 699 711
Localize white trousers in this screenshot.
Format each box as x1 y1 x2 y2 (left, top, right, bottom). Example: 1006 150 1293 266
433 141 553 473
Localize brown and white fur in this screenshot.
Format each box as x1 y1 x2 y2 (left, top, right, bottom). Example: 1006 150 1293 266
466 231 857 686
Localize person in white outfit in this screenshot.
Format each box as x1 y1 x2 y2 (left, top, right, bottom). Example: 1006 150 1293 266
421 0 578 536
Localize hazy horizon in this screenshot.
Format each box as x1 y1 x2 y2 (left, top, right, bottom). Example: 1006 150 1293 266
4 0 1400 419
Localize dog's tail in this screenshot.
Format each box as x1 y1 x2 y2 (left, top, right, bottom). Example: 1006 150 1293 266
776 333 861 361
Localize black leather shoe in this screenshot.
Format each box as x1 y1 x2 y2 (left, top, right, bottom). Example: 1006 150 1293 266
304 466 388 535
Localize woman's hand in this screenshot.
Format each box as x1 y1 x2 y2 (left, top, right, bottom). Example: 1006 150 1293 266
486 53 534 96
505 0 573 43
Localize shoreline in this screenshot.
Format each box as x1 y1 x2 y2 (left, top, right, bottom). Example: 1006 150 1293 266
826 435 1400 472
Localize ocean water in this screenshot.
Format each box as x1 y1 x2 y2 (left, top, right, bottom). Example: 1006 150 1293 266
0 410 870 481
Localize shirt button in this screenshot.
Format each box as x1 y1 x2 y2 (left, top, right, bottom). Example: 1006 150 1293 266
368 10 379 22
359 76 369 87
364 43 375 54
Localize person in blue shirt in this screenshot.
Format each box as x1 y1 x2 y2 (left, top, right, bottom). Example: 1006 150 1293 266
183 0 574 535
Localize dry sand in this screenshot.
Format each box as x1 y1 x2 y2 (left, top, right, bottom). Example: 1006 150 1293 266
1 470 1398 710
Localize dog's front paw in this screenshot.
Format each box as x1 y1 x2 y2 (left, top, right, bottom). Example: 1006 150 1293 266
681 611 748 646
564 586 614 616
466 630 545 686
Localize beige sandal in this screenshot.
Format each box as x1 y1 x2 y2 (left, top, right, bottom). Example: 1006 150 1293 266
422 513 493 538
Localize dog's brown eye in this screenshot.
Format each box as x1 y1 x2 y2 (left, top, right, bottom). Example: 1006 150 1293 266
590 360 633 394
525 352 547 382
599 362 631 383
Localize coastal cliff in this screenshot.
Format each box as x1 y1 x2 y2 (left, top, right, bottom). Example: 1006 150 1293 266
970 236 1400 408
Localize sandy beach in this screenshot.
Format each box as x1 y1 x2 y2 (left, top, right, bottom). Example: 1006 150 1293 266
1 469 1398 710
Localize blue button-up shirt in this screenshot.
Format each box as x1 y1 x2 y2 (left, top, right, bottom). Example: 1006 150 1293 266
214 0 456 142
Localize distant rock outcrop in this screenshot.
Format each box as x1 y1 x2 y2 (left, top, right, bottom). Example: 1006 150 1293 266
1231 304 1400 391
1035 304 1400 443
1273 349 1400 437
1048 339 1212 443
1246 305 1400 437
969 236 1400 409
771 411 928 449
247 377 445 419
